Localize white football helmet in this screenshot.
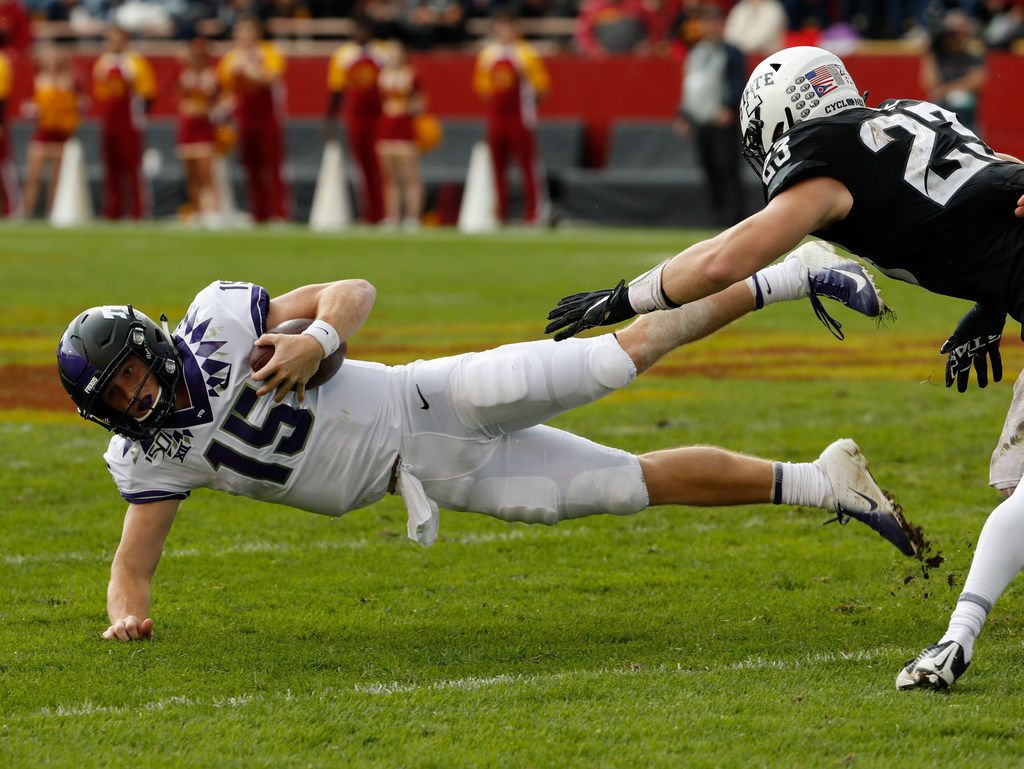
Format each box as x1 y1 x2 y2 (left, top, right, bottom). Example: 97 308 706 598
740 46 864 174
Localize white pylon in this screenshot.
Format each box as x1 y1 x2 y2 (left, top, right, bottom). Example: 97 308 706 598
50 138 93 228
309 140 352 232
457 141 498 234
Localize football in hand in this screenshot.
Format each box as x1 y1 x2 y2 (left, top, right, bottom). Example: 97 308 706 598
250 318 347 390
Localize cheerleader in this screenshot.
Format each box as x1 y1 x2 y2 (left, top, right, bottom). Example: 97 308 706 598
22 46 82 218
177 39 220 224
375 37 425 230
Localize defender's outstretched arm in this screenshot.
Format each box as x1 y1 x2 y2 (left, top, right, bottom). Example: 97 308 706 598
545 176 853 341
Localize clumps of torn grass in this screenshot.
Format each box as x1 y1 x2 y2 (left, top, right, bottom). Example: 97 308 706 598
885 490 954 598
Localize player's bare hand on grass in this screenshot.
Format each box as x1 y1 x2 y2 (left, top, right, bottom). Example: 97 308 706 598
103 615 154 641
252 333 323 402
545 280 633 341
940 304 1005 392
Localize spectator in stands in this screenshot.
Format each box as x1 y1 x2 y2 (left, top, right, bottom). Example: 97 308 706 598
781 0 830 32
214 0 271 39
921 9 987 130
575 0 659 56
646 0 682 49
364 0 405 38
666 0 706 50
176 38 220 225
673 5 745 227
92 25 156 220
34 0 80 22
0 32 17 217
475 8 549 224
218 16 290 223
0 0 33 52
326 15 386 224
724 0 788 55
401 0 469 50
307 0 359 17
22 46 82 218
376 36 425 229
982 0 1024 49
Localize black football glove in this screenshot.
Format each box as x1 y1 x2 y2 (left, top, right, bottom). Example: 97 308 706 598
544 280 635 341
940 304 1005 392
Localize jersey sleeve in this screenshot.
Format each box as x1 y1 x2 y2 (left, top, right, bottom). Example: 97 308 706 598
216 52 236 91
184 280 270 343
519 44 549 95
262 43 285 78
764 125 841 202
133 53 157 99
0 54 11 100
473 48 493 96
103 436 196 504
327 48 347 91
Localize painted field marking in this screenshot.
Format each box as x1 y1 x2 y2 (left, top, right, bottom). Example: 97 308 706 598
32 647 903 719
4 521 677 567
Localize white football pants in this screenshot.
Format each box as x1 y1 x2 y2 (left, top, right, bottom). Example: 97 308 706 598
393 334 650 524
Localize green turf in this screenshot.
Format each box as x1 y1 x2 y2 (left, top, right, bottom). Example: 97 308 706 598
2 223 1023 768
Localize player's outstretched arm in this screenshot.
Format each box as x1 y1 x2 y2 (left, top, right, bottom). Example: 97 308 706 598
256 279 376 401
104 499 179 642
545 176 853 340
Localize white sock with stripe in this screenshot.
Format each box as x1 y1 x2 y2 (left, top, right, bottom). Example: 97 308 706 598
746 259 809 309
771 461 831 508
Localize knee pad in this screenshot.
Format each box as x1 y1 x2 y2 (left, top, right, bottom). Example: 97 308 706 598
564 458 648 519
550 336 635 406
467 475 561 525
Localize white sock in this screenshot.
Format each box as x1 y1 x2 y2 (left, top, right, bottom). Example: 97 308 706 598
771 461 831 508
939 597 987 663
746 259 809 309
940 490 1024 661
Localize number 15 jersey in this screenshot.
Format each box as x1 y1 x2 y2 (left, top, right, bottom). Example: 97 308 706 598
103 281 402 515
763 99 1024 320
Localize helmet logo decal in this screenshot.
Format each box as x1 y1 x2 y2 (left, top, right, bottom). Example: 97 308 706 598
101 306 130 320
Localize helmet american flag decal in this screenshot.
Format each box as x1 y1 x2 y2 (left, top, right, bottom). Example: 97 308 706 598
805 65 842 97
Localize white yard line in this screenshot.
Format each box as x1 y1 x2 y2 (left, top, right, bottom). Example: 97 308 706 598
353 648 898 695
33 647 901 718
4 522 675 567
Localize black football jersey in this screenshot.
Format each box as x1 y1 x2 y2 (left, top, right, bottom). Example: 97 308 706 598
763 99 1024 320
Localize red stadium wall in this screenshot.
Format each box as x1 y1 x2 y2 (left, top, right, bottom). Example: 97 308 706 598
8 51 1024 162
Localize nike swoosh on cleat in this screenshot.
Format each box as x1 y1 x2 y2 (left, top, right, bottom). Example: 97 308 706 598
415 384 430 410
930 646 955 669
852 490 879 511
832 268 868 292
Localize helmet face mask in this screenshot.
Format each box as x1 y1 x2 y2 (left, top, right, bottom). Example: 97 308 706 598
740 46 864 176
57 305 181 440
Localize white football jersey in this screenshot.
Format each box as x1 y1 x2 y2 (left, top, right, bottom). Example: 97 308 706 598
103 281 402 516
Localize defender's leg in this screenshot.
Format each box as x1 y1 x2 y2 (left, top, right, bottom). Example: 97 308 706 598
899 366 1024 691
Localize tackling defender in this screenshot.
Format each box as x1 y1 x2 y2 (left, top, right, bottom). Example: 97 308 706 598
58 266 913 643
544 45 1024 691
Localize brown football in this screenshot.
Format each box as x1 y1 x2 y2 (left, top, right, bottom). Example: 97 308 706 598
250 318 347 390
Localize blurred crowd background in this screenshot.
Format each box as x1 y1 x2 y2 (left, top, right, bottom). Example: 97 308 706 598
0 0 1011 227
4 0 1022 52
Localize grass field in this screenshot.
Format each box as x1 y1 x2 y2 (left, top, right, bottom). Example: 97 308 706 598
3 223 1024 768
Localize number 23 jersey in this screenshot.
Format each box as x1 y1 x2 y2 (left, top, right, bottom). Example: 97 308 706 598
103 281 402 515
763 99 1024 320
